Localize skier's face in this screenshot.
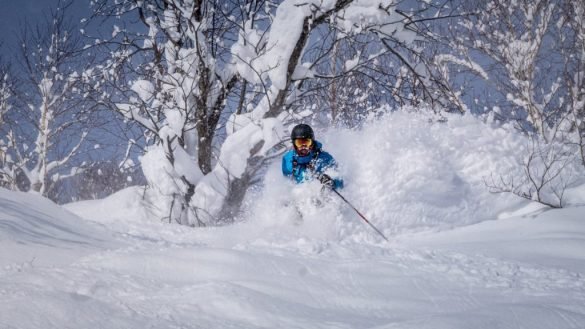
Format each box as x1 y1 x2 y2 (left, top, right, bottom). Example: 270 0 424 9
294 138 313 156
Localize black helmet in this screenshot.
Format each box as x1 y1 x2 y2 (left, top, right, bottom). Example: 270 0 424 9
290 124 314 140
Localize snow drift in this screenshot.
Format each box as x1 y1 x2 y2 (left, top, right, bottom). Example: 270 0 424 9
0 188 115 269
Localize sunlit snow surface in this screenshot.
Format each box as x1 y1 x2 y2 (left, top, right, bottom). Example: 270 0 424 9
2 112 585 328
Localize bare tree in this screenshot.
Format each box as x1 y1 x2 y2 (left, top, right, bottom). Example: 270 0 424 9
560 0 585 167
485 137 576 208
445 0 585 207
0 60 18 189
454 0 563 139
286 1 469 126
8 0 95 197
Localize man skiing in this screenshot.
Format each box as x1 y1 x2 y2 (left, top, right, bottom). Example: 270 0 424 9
282 124 343 190
281 124 389 240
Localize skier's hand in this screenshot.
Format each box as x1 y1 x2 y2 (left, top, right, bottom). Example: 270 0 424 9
319 174 335 189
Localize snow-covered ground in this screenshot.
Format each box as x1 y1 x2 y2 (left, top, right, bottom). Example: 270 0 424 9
2 111 585 328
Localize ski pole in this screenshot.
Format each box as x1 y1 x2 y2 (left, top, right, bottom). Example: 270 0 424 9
331 188 389 242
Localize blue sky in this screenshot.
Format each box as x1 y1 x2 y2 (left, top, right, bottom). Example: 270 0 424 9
0 0 90 55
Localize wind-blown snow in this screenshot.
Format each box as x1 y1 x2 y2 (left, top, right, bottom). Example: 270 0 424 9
247 109 583 239
2 110 585 328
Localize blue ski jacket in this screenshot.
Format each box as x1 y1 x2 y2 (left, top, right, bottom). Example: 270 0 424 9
282 141 344 189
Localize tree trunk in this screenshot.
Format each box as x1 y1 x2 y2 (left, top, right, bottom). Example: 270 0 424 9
217 140 264 222
217 172 251 223
198 131 213 175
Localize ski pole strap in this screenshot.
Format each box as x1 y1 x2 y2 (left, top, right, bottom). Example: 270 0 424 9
331 189 389 242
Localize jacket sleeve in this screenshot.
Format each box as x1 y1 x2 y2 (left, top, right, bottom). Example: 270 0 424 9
319 152 344 189
282 152 293 177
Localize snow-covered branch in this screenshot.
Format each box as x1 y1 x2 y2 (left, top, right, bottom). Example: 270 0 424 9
89 0 468 225
8 0 95 196
457 0 559 139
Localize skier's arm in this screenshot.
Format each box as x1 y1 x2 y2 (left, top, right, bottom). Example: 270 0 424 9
320 153 344 189
282 154 293 177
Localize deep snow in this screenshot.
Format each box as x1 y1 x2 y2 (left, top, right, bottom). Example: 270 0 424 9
2 111 585 328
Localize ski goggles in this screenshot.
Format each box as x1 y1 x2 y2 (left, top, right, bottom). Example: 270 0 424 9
293 138 313 148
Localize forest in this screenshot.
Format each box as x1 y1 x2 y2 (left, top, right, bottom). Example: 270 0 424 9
0 0 583 225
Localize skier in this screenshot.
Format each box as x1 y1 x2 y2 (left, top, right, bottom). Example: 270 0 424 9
282 124 388 241
282 124 343 190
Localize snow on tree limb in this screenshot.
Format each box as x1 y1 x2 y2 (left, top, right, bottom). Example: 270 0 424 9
89 0 462 224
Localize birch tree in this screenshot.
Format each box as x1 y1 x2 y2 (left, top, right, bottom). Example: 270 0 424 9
452 0 584 207
562 0 585 166
456 0 561 140
0 63 17 189
11 1 93 196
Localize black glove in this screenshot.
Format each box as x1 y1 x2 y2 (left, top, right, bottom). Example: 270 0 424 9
319 174 335 188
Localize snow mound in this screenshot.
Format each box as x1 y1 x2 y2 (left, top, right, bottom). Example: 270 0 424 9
0 188 114 269
65 186 151 224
